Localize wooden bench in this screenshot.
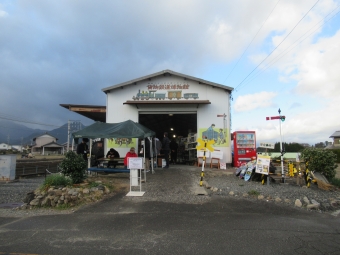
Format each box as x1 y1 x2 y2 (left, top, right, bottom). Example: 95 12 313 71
87 167 130 176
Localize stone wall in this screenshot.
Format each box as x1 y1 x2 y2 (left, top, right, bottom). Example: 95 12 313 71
20 182 111 210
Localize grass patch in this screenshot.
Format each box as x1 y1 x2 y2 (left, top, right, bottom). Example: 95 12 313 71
248 190 260 196
87 181 100 188
55 203 72 210
330 178 340 188
41 174 71 191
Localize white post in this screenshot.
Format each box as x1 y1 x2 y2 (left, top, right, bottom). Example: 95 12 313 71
279 118 284 183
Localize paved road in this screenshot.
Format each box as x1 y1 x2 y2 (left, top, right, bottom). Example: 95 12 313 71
0 191 339 255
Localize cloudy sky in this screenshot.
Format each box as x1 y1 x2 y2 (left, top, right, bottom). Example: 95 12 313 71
1 0 339 145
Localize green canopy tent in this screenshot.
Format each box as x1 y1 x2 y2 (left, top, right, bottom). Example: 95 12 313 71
72 120 156 175
72 119 155 139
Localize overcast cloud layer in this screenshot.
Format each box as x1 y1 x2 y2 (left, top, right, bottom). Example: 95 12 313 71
0 0 339 145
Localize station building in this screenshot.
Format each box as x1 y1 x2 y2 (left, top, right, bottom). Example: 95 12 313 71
61 69 233 165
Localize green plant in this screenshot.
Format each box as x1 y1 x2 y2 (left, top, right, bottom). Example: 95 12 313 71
330 178 340 188
55 203 71 210
41 175 71 191
248 190 260 196
88 181 100 188
59 151 87 184
301 148 337 180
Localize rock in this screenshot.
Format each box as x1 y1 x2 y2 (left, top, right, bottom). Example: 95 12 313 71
41 197 51 207
307 204 319 210
295 199 302 207
229 191 234 196
275 197 282 203
83 188 90 194
243 193 249 197
60 196 65 201
311 199 320 206
95 181 102 184
258 195 264 200
303 196 310 205
212 187 218 192
30 198 41 206
23 192 35 204
51 200 56 207
203 181 211 189
97 185 105 191
90 187 98 192
54 190 62 196
284 199 291 203
331 210 340 217
104 187 110 194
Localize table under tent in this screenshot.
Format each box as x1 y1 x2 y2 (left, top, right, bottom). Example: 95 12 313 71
72 120 156 177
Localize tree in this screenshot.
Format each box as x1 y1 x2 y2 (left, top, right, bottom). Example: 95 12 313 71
59 151 87 184
272 142 305 152
314 142 325 148
301 148 337 180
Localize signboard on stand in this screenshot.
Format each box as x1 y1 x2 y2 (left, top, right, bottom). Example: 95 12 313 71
255 155 271 175
126 157 145 197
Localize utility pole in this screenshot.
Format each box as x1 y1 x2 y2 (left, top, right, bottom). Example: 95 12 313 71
67 120 81 152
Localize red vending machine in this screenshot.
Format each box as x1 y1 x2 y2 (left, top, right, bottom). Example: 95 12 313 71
233 131 257 167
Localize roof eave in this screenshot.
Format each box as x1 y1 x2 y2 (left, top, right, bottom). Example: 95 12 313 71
102 69 234 93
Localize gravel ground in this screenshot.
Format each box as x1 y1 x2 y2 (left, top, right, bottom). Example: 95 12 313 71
1 165 340 218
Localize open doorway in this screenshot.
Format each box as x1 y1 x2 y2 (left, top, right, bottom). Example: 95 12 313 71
138 113 197 139
139 112 197 165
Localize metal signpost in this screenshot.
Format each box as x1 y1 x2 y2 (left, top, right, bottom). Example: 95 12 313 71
196 138 215 187
266 109 286 183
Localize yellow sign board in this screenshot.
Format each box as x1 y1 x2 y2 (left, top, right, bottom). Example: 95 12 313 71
196 138 215 152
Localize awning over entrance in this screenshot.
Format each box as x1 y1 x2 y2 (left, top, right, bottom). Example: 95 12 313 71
123 100 211 108
60 104 106 122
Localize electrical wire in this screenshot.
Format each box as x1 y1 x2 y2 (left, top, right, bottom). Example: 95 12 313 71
223 0 281 84
233 0 321 92
237 4 340 90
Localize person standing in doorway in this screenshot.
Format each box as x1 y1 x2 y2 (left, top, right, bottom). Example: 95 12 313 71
170 139 178 164
162 132 170 168
77 138 89 161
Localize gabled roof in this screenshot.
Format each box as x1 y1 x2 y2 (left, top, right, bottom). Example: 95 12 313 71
329 131 340 138
32 141 63 148
41 141 64 148
33 132 58 141
102 69 233 93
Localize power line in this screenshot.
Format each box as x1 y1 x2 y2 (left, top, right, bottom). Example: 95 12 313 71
223 0 281 84
233 0 321 92
235 4 340 90
0 115 61 127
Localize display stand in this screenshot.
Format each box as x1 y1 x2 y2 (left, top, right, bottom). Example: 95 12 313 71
126 157 145 196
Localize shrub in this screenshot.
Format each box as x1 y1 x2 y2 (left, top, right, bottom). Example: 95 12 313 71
59 151 87 184
301 148 337 180
330 178 340 188
329 149 340 163
41 175 71 191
